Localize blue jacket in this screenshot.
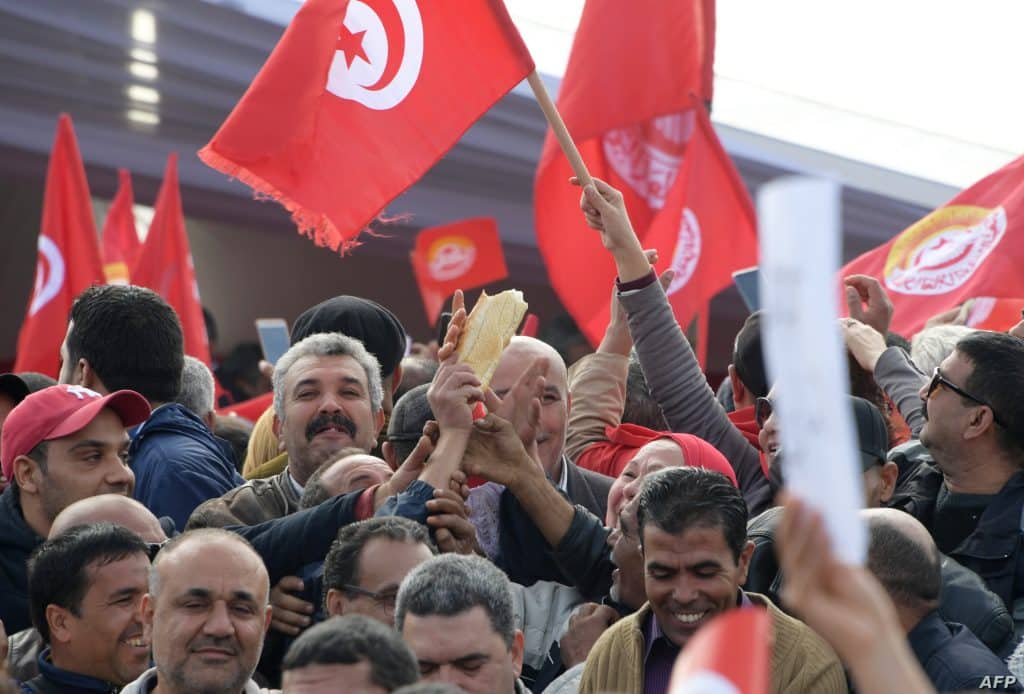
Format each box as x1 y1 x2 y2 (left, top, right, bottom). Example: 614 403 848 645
910 611 1022 692
130 403 244 530
0 487 44 634
21 647 120 693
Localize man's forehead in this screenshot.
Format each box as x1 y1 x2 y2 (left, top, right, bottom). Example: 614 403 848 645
287 354 368 386
643 523 732 556
493 340 567 390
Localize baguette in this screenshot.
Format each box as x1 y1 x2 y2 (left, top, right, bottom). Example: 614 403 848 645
455 289 528 387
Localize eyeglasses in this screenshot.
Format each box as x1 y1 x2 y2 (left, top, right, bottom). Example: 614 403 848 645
754 397 773 429
147 539 169 561
342 585 399 611
926 367 1007 429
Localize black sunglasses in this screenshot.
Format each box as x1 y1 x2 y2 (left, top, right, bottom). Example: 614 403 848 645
754 397 773 429
926 367 1007 429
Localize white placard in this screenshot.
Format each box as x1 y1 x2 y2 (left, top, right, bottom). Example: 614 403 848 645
758 176 866 565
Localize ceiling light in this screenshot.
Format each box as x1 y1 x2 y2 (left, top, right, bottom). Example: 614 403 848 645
126 109 160 126
126 85 160 104
129 62 158 80
130 47 157 63
131 9 157 44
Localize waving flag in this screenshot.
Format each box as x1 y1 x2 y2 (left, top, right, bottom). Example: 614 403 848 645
132 154 212 366
101 169 141 284
534 0 725 345
411 218 508 324
14 115 105 376
842 154 1024 337
670 608 771 694
199 0 534 253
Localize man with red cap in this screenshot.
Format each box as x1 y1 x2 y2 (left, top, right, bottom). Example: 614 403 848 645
0 384 150 634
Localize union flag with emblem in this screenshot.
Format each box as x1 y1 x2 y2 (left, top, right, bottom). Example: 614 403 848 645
14 114 105 377
533 0 749 347
410 217 508 325
842 153 1024 337
101 168 141 285
199 0 534 254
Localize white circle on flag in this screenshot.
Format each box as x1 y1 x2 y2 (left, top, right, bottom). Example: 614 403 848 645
602 111 694 210
666 208 702 296
326 0 424 111
671 671 741 694
29 234 65 317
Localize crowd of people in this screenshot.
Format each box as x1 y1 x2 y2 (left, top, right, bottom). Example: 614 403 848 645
2 178 1024 693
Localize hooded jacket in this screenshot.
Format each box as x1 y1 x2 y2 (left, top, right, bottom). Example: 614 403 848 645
130 403 244 530
0 486 44 634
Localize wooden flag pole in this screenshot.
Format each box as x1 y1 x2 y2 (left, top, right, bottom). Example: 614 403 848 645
527 71 593 187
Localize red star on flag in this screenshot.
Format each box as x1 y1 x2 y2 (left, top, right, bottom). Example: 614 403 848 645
336 23 368 68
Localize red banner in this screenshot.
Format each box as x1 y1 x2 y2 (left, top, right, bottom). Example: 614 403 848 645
842 154 1024 337
132 154 212 366
534 0 721 345
14 115 105 376
199 0 534 254
670 608 771 694
102 168 140 285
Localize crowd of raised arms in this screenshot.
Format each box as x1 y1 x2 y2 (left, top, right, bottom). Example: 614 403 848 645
2 179 1024 694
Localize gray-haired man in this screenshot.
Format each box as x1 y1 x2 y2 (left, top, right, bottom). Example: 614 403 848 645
396 554 527 694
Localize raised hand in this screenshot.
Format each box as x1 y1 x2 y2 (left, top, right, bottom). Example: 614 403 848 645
437 290 467 363
268 576 313 636
483 356 547 458
426 486 483 556
428 361 483 434
462 414 542 488
843 274 894 335
840 317 888 373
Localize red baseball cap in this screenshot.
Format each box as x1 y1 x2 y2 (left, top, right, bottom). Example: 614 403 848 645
1 385 151 481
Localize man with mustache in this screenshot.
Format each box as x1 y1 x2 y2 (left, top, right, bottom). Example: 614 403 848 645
122 529 272 694
188 332 385 528
20 523 152 693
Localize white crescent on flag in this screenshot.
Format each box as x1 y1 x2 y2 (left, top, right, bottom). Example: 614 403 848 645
29 234 65 317
326 0 424 110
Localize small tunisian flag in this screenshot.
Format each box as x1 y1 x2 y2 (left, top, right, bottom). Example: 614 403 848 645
534 0 719 345
14 114 105 377
101 169 141 285
199 0 534 254
669 608 771 694
132 154 212 366
411 218 508 325
842 154 1024 337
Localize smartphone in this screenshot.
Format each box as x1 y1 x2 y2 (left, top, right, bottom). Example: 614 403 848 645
255 318 291 366
732 267 760 313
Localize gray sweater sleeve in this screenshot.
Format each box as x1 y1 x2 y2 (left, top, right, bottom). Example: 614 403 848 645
618 280 771 515
873 347 928 438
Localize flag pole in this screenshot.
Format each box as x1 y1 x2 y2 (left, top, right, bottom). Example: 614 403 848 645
527 71 593 187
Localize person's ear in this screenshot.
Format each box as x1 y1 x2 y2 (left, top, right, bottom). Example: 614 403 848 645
140 593 156 643
78 360 108 394
963 406 996 441
878 461 899 504
737 540 756 585
325 588 348 617
272 414 282 438
13 455 42 495
510 629 525 678
728 364 747 404
46 605 74 644
263 604 273 634
373 409 385 438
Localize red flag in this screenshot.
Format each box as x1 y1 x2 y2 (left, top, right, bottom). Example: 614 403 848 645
967 297 1024 332
410 218 508 325
101 169 141 285
534 0 721 345
669 608 771 694
199 0 534 254
132 154 212 366
842 154 1024 337
14 115 105 377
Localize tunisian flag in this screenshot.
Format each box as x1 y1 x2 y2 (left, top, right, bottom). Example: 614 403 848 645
14 114 105 376
132 154 212 366
534 0 720 345
199 0 534 254
842 154 1024 338
411 218 508 324
101 169 141 285
669 608 771 694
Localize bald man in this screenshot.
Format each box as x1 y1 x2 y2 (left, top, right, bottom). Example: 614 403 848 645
490 337 611 520
50 494 168 544
864 509 1020 691
299 453 393 510
122 529 273 694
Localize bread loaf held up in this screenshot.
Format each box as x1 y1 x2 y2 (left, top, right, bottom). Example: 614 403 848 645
454 289 528 387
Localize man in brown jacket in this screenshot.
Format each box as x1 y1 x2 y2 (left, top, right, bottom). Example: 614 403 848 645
580 467 847 694
187 332 385 529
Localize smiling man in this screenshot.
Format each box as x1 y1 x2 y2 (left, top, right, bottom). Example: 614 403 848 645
580 467 847 694
188 333 385 528
122 528 273 694
22 523 151 692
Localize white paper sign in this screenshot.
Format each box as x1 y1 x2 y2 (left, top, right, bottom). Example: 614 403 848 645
758 176 866 565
